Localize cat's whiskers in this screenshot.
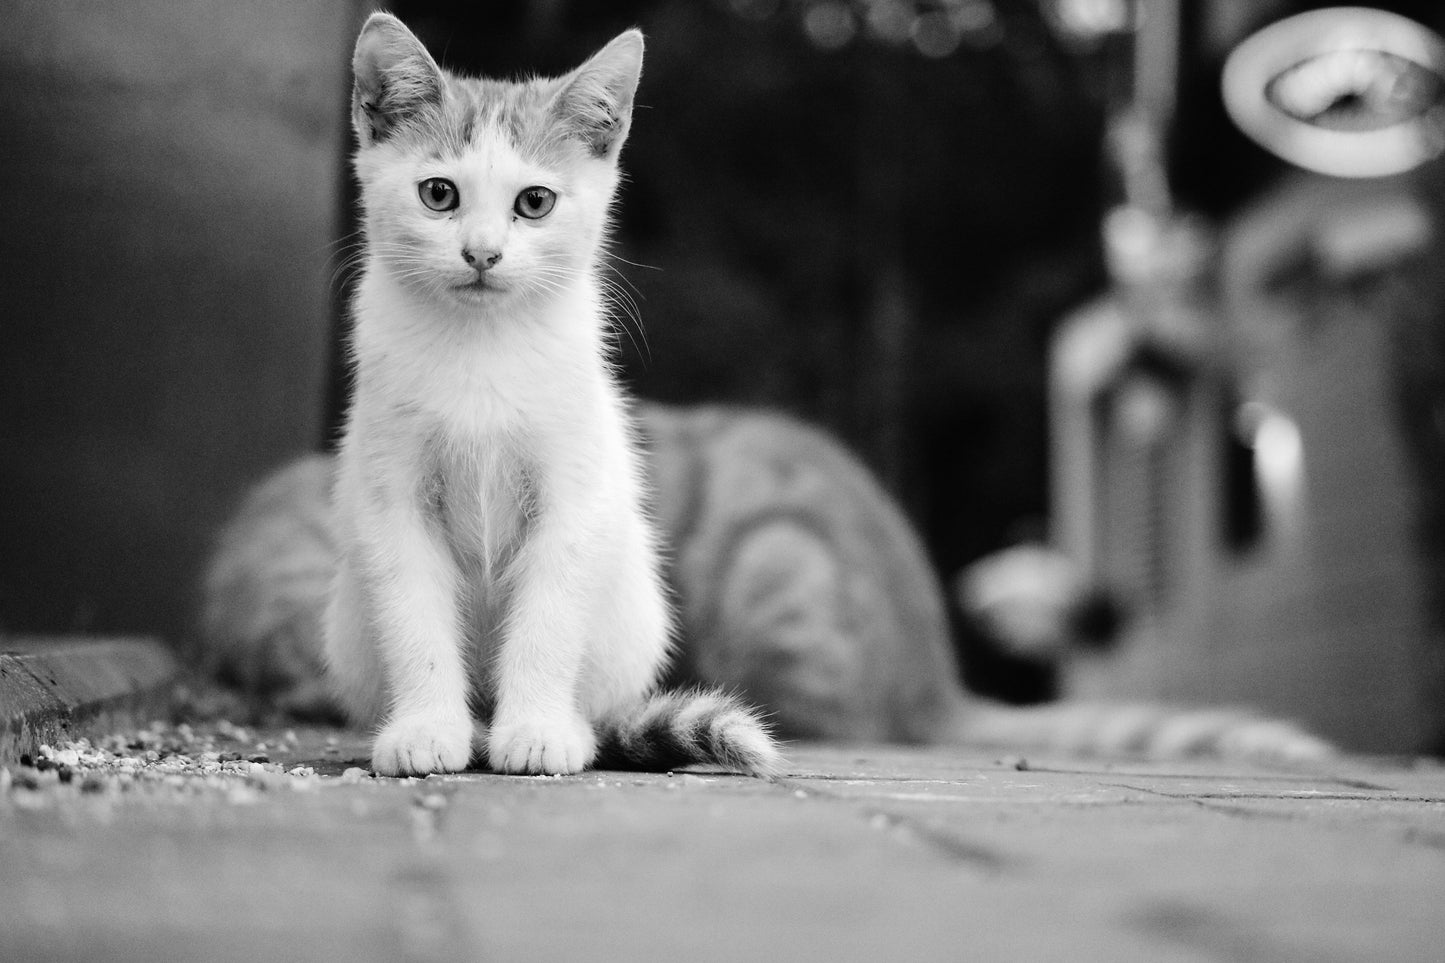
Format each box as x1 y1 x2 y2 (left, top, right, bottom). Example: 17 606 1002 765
600 249 659 275
317 229 366 264
324 233 373 292
520 255 584 305
366 248 450 296
596 267 649 363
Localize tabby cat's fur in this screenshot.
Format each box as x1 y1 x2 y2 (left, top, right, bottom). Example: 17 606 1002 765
204 403 1334 764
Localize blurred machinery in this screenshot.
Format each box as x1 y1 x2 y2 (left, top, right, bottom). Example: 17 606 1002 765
1047 4 1445 752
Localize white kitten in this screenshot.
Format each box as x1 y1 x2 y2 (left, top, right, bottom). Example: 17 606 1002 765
324 13 779 778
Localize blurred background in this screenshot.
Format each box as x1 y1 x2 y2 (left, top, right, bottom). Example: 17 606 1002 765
3 0 1445 752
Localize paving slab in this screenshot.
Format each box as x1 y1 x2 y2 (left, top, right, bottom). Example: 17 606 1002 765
0 636 178 766
2 724 1443 963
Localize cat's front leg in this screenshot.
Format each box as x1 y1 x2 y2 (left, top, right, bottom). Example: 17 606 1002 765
351 491 474 777
488 517 600 775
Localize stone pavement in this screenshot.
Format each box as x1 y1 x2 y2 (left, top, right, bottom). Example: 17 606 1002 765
2 721 1443 963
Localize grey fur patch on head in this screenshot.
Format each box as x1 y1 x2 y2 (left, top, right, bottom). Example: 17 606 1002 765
350 14 645 166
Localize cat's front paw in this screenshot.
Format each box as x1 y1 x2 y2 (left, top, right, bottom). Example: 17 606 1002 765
372 714 473 777
488 715 596 775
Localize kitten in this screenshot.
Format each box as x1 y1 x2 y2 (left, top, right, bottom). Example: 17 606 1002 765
319 14 778 777
204 405 1334 764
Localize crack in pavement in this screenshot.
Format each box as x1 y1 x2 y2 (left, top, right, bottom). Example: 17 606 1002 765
775 776 1010 873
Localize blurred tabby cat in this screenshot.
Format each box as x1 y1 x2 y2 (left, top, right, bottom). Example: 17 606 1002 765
204 404 1333 763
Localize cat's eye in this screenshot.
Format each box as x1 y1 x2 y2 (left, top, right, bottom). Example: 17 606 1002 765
418 178 459 212
514 186 556 220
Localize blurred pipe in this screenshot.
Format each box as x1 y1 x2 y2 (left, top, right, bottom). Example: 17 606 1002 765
1134 0 1179 137
1106 0 1180 223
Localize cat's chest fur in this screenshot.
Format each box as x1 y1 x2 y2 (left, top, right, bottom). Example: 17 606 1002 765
348 267 619 595
423 430 536 581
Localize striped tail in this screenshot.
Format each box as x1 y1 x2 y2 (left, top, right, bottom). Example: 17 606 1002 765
954 698 1335 763
595 688 784 778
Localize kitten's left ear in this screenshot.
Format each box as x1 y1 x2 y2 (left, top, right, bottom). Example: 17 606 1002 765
352 13 445 146
551 30 644 158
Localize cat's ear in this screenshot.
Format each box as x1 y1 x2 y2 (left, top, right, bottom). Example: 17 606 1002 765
351 13 444 146
551 30 644 158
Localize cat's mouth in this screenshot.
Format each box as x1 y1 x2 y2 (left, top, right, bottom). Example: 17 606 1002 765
452 276 507 298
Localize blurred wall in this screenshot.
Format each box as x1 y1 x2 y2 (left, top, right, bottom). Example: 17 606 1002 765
0 2 360 644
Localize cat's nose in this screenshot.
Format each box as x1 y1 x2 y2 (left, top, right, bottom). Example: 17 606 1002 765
462 247 502 271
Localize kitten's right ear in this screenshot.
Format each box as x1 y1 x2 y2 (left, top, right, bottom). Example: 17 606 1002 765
550 30 645 158
351 13 444 146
